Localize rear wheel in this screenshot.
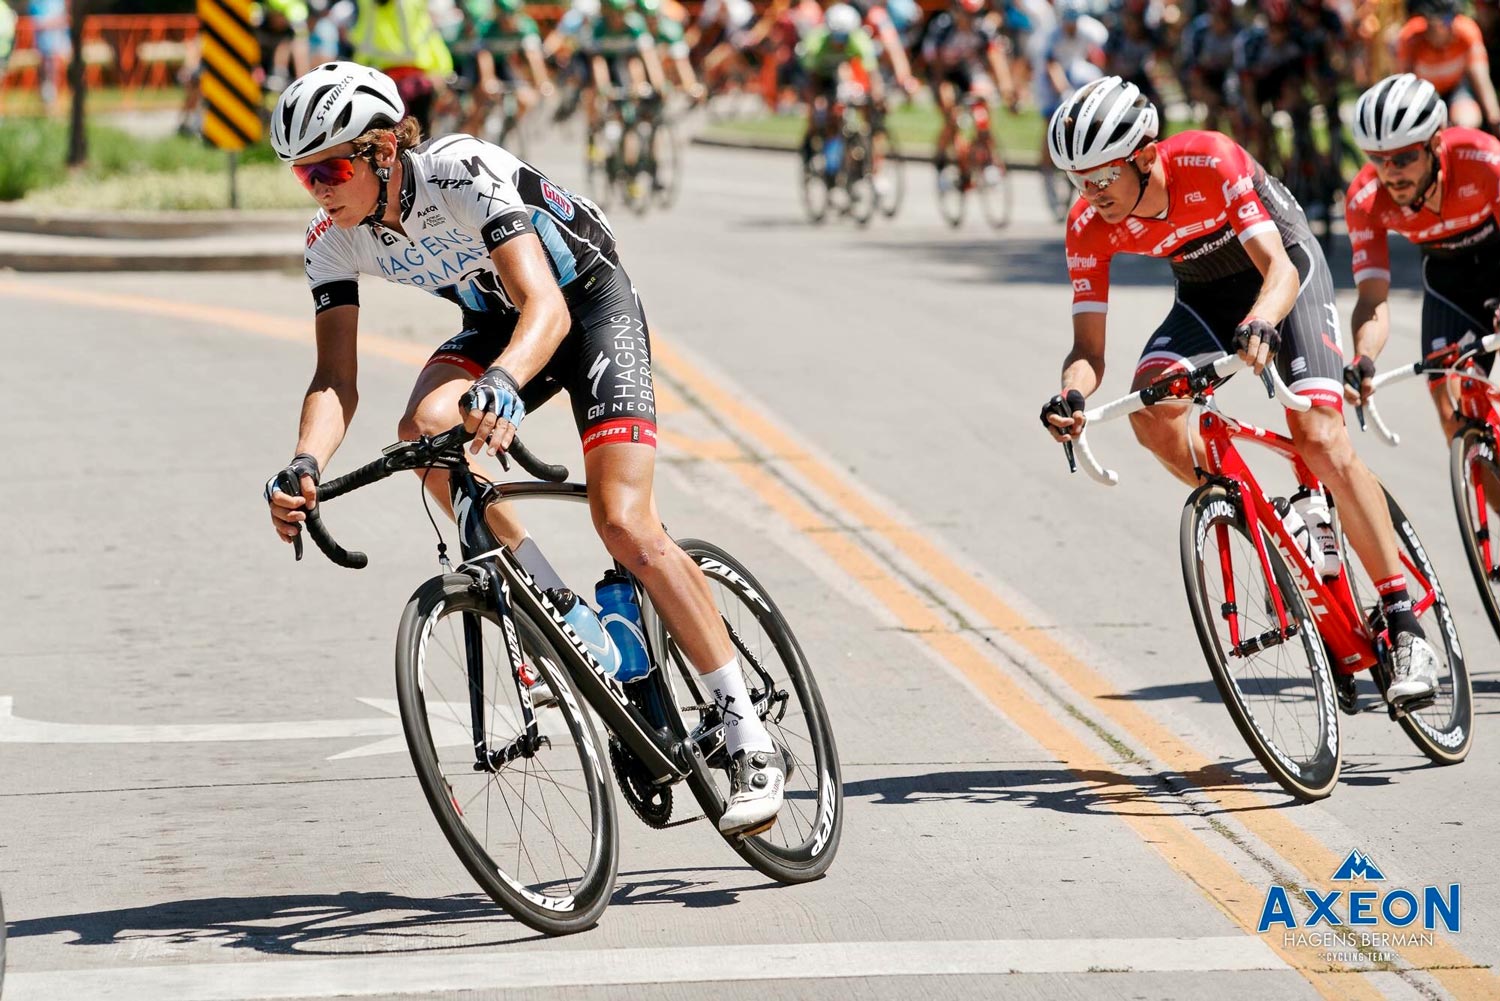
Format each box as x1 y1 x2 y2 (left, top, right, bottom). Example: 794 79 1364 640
801 134 831 224
642 540 842 883
650 119 682 208
1345 486 1473 763
1180 486 1341 800
842 129 877 227
585 125 613 210
871 125 905 218
936 159 965 228
395 573 618 935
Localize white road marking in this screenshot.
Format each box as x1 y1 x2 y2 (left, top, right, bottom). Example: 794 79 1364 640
3 937 1288 1000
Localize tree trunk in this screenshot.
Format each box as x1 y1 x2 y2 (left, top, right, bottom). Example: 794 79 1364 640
66 0 89 167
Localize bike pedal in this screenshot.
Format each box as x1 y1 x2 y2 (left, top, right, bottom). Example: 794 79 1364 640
728 816 777 841
1391 695 1437 718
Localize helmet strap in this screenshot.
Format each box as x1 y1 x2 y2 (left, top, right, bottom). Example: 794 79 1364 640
1409 144 1441 212
361 152 393 230
1125 152 1152 216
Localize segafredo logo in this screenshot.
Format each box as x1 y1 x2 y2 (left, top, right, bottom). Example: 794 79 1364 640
1258 850 1459 962
540 179 575 221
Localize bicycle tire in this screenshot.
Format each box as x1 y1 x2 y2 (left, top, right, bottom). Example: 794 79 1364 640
1348 484 1473 763
584 127 614 210
395 573 618 935
975 135 1012 230
871 126 904 218
650 119 683 209
843 129 877 227
936 161 965 228
801 137 831 224
1180 485 1342 800
642 540 842 883
621 121 653 216
1449 424 1500 640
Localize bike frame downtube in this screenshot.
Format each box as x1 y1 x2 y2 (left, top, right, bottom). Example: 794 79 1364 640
1198 409 1379 674
449 472 685 784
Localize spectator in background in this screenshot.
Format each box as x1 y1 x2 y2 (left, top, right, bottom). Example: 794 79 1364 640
1477 1 1500 103
1 1 17 75
256 0 312 93
1105 0 1166 110
350 0 454 132
27 0 70 113
1180 0 1240 135
308 0 350 63
1397 0 1500 131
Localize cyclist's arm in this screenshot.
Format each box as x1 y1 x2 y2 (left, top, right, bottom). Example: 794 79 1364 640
591 52 613 93
524 37 553 91
1350 277 1392 366
987 40 1014 105
1469 61 1500 127
1061 309 1107 399
638 35 668 92
487 236 571 385
1239 230 1300 327
294 304 360 471
477 48 499 94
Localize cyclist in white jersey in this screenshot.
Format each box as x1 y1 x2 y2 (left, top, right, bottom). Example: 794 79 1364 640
264 62 785 835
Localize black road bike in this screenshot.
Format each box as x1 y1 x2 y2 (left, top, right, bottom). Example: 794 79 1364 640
280 426 842 935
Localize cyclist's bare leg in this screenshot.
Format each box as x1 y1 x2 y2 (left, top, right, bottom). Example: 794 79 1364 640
1431 378 1500 510
935 80 959 168
1126 378 1203 487
1286 404 1405 580
399 362 528 548
584 441 735 673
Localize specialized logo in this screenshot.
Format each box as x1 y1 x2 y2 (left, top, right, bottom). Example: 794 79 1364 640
541 179 576 221
1258 849 1460 963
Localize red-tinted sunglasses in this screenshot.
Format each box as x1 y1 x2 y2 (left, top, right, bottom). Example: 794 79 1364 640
290 155 358 191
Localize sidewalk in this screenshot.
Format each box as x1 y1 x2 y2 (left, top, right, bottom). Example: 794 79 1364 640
0 229 302 272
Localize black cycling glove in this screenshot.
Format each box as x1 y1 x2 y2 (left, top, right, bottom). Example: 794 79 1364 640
462 366 526 428
1040 389 1087 437
1233 317 1281 358
264 453 320 503
1344 354 1376 395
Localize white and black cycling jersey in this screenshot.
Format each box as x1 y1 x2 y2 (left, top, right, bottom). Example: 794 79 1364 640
304 133 618 319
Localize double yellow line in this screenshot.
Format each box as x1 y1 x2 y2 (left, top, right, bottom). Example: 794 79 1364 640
6 277 1491 999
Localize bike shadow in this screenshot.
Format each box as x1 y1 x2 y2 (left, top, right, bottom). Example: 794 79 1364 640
5 868 778 957
841 762 1297 818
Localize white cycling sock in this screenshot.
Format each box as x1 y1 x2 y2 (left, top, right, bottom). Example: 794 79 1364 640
700 659 773 757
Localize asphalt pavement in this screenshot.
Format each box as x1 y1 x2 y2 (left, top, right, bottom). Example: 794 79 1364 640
1 134 1496 1000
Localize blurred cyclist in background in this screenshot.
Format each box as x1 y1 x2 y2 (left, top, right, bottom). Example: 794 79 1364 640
1398 0 1500 131
1180 0 1241 136
351 0 455 132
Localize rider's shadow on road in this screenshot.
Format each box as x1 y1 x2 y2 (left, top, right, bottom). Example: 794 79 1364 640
5 871 772 957
841 762 1317 817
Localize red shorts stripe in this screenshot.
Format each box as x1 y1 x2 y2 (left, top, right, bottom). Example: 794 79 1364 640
1297 387 1345 411
425 352 487 379
582 419 658 455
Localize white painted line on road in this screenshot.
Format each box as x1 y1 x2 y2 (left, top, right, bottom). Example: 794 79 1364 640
4 937 1288 1000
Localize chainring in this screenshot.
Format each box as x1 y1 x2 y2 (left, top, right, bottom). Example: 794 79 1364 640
609 737 673 828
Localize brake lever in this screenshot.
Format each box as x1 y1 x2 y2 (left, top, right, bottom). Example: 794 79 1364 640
1260 368 1276 399
274 469 305 562
1063 440 1077 474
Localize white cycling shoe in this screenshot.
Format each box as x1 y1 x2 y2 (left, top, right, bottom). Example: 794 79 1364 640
1387 631 1439 706
718 748 785 837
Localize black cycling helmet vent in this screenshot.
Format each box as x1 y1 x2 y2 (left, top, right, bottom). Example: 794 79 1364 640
295 131 329 157
331 102 354 135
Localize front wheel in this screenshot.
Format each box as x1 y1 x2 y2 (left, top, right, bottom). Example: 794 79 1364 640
936 158 965 228
973 134 1012 229
1346 486 1473 764
842 129 877 227
871 126 905 218
395 573 618 935
642 540 843 883
1180 486 1342 800
1449 424 1500 640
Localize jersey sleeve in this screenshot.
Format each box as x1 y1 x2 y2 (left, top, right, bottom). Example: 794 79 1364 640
432 142 537 253
304 213 360 313
1215 140 1277 244
1459 16 1488 65
1344 173 1390 285
1065 206 1112 315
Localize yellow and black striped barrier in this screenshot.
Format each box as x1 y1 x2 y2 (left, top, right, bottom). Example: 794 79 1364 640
196 0 262 151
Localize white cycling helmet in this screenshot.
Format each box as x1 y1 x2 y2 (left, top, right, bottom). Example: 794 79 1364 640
1047 76 1160 172
270 61 405 162
825 3 861 39
1353 74 1447 153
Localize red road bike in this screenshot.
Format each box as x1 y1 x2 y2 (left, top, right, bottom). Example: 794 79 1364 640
1063 355 1473 800
1362 330 1500 643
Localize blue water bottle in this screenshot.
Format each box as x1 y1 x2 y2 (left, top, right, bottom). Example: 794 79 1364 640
551 588 620 677
824 134 845 176
595 570 651 682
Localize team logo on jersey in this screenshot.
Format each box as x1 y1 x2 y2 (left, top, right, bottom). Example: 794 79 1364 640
306 216 334 248
1185 191 1206 204
541 179 576 221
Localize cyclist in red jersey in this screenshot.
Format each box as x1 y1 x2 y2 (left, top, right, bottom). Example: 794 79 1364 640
1040 76 1440 707
1345 74 1500 447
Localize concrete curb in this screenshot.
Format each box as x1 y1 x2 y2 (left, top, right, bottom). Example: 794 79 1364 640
692 129 1042 169
0 205 308 240
0 249 301 272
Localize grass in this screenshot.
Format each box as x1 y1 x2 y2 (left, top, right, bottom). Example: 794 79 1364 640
704 102 1049 162
0 86 188 117
0 116 302 209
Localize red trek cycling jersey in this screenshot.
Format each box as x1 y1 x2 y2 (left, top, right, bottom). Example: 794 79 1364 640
1345 126 1500 285
1065 131 1312 315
